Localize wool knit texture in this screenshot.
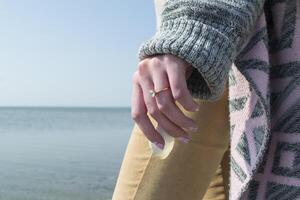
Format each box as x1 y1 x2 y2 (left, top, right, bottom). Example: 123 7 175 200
137 0 300 199
138 0 265 101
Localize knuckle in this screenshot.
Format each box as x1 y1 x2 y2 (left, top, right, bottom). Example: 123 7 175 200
150 56 162 67
131 110 143 121
173 88 184 100
148 107 159 118
157 101 169 112
163 54 173 62
132 71 139 84
137 61 148 75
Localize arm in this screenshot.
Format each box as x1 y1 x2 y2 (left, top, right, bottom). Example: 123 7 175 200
138 0 266 101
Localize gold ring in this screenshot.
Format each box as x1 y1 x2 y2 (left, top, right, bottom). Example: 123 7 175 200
149 87 169 97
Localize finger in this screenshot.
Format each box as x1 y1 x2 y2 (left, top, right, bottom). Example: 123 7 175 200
139 75 190 139
131 73 164 147
149 64 198 132
166 64 200 112
154 86 199 133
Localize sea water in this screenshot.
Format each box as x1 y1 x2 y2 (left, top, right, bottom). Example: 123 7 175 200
0 107 133 200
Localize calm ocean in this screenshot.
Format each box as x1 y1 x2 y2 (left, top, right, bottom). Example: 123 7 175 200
0 107 134 200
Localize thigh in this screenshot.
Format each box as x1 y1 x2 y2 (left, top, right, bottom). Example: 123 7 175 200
112 87 230 200
202 146 230 200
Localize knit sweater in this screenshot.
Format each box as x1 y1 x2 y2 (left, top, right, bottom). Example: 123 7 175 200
137 0 300 199
138 0 265 101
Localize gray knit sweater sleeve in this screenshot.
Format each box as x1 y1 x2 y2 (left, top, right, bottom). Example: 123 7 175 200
138 0 266 101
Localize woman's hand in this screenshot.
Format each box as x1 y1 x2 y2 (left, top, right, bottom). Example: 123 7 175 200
131 54 200 149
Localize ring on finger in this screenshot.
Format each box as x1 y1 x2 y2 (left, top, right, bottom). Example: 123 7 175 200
149 87 170 97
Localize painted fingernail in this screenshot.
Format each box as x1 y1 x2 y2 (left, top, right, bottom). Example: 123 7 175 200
194 106 200 111
189 126 199 132
154 142 164 150
178 136 190 143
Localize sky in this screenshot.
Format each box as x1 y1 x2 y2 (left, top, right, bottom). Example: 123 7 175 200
0 0 156 107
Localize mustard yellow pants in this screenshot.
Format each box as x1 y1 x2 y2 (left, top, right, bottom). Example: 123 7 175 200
112 85 230 200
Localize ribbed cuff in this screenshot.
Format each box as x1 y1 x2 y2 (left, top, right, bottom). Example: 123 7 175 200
138 17 236 101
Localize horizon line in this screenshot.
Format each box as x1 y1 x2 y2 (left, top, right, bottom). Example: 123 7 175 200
0 105 131 109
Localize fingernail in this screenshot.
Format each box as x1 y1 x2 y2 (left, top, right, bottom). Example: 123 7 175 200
189 126 199 132
178 136 190 143
154 142 164 150
194 105 200 111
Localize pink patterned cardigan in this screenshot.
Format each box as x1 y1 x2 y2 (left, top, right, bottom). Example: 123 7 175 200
231 1 300 199
138 0 300 199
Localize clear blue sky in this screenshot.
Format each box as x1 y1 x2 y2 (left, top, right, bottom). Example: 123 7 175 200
0 0 156 107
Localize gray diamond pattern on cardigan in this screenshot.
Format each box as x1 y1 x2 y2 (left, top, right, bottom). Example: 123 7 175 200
236 0 300 199
253 125 266 155
236 132 252 166
265 182 300 199
251 101 264 118
229 97 248 112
